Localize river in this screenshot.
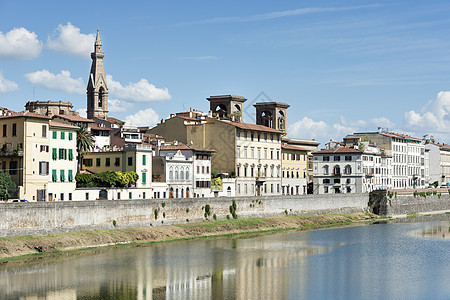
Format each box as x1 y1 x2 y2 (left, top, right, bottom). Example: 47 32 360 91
1 214 449 299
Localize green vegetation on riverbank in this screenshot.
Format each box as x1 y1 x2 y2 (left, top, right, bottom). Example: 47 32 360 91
0 213 377 262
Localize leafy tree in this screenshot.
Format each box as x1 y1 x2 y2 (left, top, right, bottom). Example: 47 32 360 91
76 124 95 172
0 171 16 200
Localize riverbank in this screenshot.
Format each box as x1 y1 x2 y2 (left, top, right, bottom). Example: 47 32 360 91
0 213 377 261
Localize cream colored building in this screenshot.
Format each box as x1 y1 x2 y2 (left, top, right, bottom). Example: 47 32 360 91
0 112 51 201
47 121 78 201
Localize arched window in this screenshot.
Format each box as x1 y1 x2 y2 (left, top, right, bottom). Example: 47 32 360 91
180 168 185 180
175 168 179 180
323 165 329 175
98 88 104 108
345 165 352 175
333 165 340 176
185 168 190 180
169 167 173 180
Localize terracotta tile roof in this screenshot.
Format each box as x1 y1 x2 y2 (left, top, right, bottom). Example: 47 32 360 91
386 132 421 141
218 119 284 133
54 114 94 123
106 116 125 124
313 147 363 155
49 121 79 129
281 143 309 151
90 124 112 131
0 111 51 120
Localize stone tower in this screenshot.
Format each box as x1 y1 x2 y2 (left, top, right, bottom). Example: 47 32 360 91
87 29 108 119
254 102 290 133
206 95 246 122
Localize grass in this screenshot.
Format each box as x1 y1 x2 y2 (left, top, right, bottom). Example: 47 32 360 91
407 212 419 218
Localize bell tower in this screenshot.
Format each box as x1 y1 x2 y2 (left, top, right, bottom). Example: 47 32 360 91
254 102 290 133
206 95 246 122
87 29 108 119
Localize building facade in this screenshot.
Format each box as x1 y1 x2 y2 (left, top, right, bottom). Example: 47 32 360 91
281 143 308 195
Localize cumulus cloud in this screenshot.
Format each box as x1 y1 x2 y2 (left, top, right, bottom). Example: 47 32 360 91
125 108 159 126
0 71 19 93
372 117 396 129
288 117 330 140
24 69 84 94
404 91 450 133
106 75 171 102
0 27 43 60
76 108 87 118
47 23 95 58
108 99 131 112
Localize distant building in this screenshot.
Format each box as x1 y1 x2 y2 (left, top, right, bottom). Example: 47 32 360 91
425 141 450 186
281 143 308 195
25 100 79 117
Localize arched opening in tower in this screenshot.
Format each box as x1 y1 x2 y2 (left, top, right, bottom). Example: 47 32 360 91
214 104 228 118
260 111 273 127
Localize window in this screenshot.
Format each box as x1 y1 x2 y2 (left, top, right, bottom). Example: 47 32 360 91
142 172 147 183
271 150 273 159
334 179 340 184
105 157 110 166
334 156 340 161
277 151 280 160
202 166 205 174
251 147 254 158
85 192 89 200
52 148 57 160
271 134 274 142
68 149 74 161
344 165 352 175
186 169 189 180
52 170 57 182
69 193 72 201
333 166 341 176
128 157 133 166
60 193 64 201
2 124 6 137
180 169 185 180
142 154 146 165
68 132 73 140
237 147 241 158
264 133 267 140
323 156 330 161
83 159 93 167
244 147 247 158
115 157 120 166
60 132 65 140
175 169 179 180
345 156 352 161
264 148 267 159
324 186 328 193
323 165 329 175
12 123 16 136
244 131 247 139
60 170 65 182
323 179 330 183
129 192 132 199
96 158 101 167
258 134 261 141
169 168 173 180
143 192 146 199
237 131 240 138
68 170 73 182
251 132 254 141
9 161 17 175
59 148 67 160
39 161 49 175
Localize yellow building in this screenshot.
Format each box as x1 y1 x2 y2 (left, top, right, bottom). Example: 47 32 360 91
281 143 309 195
0 112 51 201
81 144 153 188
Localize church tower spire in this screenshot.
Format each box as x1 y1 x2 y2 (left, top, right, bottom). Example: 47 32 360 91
87 29 108 119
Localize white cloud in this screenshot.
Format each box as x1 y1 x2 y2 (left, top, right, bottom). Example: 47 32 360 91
125 108 159 127
47 23 95 58
24 69 85 94
371 117 396 129
109 99 131 112
0 27 43 60
0 71 19 93
107 75 171 102
288 117 329 140
404 91 450 133
76 108 87 118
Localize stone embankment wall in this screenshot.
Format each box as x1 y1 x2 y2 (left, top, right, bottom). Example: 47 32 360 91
369 190 450 216
0 194 368 237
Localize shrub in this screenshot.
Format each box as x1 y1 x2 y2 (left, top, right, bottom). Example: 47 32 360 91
213 214 217 220
226 215 230 220
112 220 117 228
154 209 159 220
186 208 189 213
284 209 288 216
0 171 17 200
163 212 166 218
162 202 166 208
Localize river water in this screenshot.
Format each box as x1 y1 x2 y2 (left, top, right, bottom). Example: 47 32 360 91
1 215 449 300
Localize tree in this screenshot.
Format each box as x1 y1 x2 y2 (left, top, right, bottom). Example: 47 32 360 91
76 124 95 171
0 171 16 200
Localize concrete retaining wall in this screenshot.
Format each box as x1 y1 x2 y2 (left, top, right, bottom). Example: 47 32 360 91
0 193 369 237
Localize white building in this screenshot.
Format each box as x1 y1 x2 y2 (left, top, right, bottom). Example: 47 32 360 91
48 121 78 201
347 131 427 189
425 142 450 186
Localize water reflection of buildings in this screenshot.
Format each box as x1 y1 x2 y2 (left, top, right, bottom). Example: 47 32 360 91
415 222 450 239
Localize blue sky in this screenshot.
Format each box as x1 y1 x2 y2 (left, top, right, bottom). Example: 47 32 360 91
1 0 450 145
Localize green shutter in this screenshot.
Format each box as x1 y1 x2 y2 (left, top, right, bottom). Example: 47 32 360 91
61 132 65 139
143 154 146 166
52 131 57 139
60 170 65 182
69 149 73 160
52 169 57 182
58 149 62 159
68 170 73 182
69 132 73 140
142 172 146 183
52 148 57 160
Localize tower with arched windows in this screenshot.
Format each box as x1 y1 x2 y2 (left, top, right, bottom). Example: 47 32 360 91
87 29 108 119
254 102 289 133
206 95 246 122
